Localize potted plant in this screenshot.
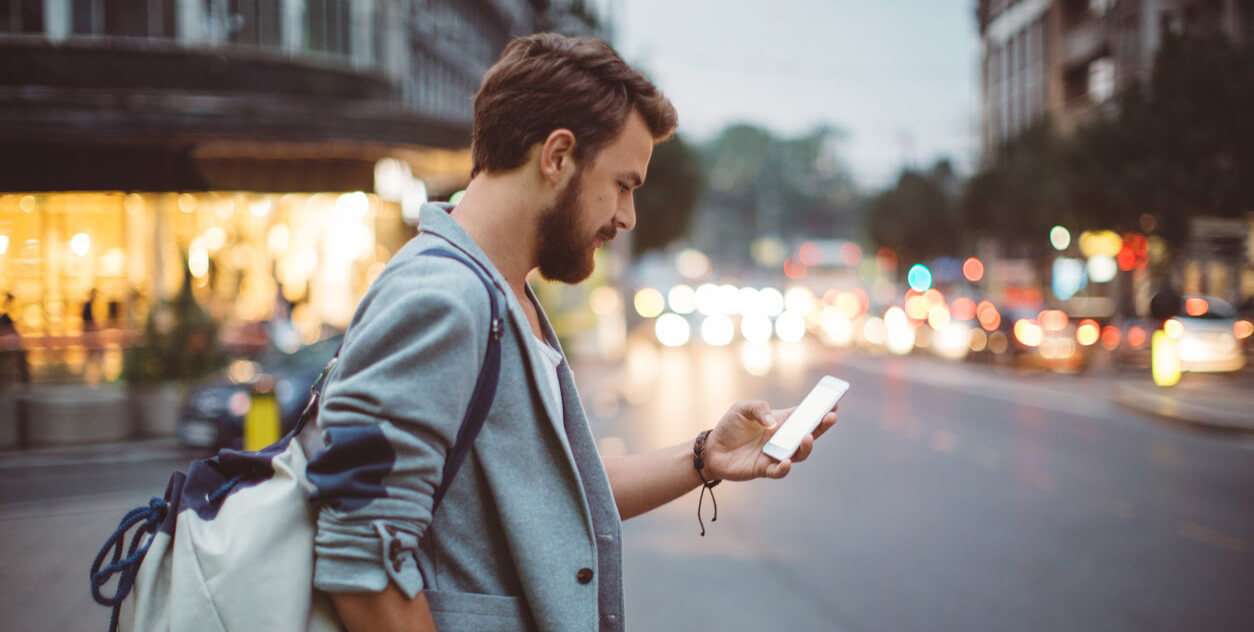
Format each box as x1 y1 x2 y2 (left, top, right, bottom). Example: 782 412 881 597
126 267 226 437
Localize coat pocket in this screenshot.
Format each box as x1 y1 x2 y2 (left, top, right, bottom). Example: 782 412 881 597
425 590 532 632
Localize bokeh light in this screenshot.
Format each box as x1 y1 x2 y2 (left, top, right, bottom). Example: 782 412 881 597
700 315 735 346
1076 319 1100 346
775 310 808 343
962 257 984 282
695 283 721 316
1014 319 1043 347
907 264 932 292
634 288 665 318
784 286 816 315
819 307 854 346
1087 255 1118 283
1184 297 1208 317
1164 318 1184 339
989 331 1010 354
951 297 976 321
977 301 1001 331
1127 326 1148 349
654 313 691 347
1101 325 1121 350
969 328 988 352
667 284 697 315
741 313 774 344
1049 225 1071 251
590 286 622 316
1236 320 1254 340
1040 310 1069 332
676 249 711 279
884 307 915 355
758 287 786 317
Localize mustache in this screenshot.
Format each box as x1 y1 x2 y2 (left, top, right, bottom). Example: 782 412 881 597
597 227 617 242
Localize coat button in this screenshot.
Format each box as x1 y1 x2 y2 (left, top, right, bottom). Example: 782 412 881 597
576 568 594 584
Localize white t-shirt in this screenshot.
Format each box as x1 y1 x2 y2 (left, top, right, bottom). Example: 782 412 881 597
531 334 565 423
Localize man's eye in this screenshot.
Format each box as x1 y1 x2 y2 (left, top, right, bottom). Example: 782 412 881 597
618 184 629 193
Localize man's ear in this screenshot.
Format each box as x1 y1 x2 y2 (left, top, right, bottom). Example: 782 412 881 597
539 128 577 187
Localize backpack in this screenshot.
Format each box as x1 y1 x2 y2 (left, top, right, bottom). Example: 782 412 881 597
89 247 505 632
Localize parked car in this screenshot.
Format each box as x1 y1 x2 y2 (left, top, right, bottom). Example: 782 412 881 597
1171 296 1245 373
177 334 343 450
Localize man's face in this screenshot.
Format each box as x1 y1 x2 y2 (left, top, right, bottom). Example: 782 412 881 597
536 110 654 283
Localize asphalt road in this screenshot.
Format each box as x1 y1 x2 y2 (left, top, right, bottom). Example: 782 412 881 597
2 339 1251 631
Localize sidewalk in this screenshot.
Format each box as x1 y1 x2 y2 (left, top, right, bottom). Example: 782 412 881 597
1113 372 1254 433
0 437 206 470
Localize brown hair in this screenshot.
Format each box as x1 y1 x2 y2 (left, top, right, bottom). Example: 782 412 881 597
471 33 677 177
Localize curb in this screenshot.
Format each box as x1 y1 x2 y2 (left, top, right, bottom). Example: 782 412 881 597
0 437 207 470
1113 382 1254 433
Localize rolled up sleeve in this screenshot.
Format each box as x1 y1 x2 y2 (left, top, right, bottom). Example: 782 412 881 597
308 254 489 597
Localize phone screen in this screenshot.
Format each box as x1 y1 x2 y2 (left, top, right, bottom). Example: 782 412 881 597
770 380 846 450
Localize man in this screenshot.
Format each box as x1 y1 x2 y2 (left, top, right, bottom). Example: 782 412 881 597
311 34 838 631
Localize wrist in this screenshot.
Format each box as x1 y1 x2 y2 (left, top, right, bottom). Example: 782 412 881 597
692 429 721 486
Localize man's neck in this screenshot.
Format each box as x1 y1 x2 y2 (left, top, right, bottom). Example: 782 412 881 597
449 175 541 297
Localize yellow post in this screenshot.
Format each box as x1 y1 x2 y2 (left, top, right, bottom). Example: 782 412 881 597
244 376 281 450
1151 329 1182 387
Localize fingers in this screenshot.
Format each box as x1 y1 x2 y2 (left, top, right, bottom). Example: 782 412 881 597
812 411 839 440
764 458 792 479
792 435 815 463
739 400 776 427
771 406 797 427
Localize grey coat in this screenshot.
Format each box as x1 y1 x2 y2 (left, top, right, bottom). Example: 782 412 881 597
310 203 624 631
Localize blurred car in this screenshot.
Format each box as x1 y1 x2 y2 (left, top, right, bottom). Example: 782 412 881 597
177 334 343 450
1171 296 1245 373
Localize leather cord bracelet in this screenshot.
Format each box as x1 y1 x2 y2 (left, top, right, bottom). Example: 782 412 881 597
693 429 722 536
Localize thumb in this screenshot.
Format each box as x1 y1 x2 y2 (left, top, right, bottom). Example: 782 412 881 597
741 400 776 427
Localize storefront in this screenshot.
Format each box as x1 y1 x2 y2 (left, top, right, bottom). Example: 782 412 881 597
0 190 411 384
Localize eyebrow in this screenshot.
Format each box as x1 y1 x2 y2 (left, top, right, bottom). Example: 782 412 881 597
619 172 644 188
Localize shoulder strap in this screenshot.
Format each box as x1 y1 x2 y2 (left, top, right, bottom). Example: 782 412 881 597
419 248 504 512
299 246 505 513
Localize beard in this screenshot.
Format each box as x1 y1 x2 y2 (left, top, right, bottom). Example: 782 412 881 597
536 172 613 284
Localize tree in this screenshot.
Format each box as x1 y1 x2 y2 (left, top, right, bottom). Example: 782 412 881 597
631 134 704 256
867 160 961 268
961 33 1254 252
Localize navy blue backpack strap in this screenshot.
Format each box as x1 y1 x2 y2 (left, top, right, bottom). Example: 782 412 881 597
418 247 505 512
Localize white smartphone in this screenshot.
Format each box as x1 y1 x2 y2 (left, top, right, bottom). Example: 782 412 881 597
762 375 849 462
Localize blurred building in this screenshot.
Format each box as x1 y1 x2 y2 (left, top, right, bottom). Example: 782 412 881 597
977 0 1252 152
0 1 562 383
976 0 1254 312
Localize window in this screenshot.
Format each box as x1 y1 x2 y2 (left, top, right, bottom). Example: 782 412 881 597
0 0 44 34
228 0 281 48
306 0 351 57
71 0 174 38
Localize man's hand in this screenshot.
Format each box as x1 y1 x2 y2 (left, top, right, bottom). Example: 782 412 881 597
331 585 437 632
702 401 838 481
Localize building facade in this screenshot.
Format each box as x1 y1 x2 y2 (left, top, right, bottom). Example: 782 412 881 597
0 0 556 384
977 0 1252 154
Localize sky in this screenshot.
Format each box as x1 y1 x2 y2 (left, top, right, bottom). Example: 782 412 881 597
613 0 981 190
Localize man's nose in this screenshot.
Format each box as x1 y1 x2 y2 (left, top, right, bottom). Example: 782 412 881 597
616 197 637 232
